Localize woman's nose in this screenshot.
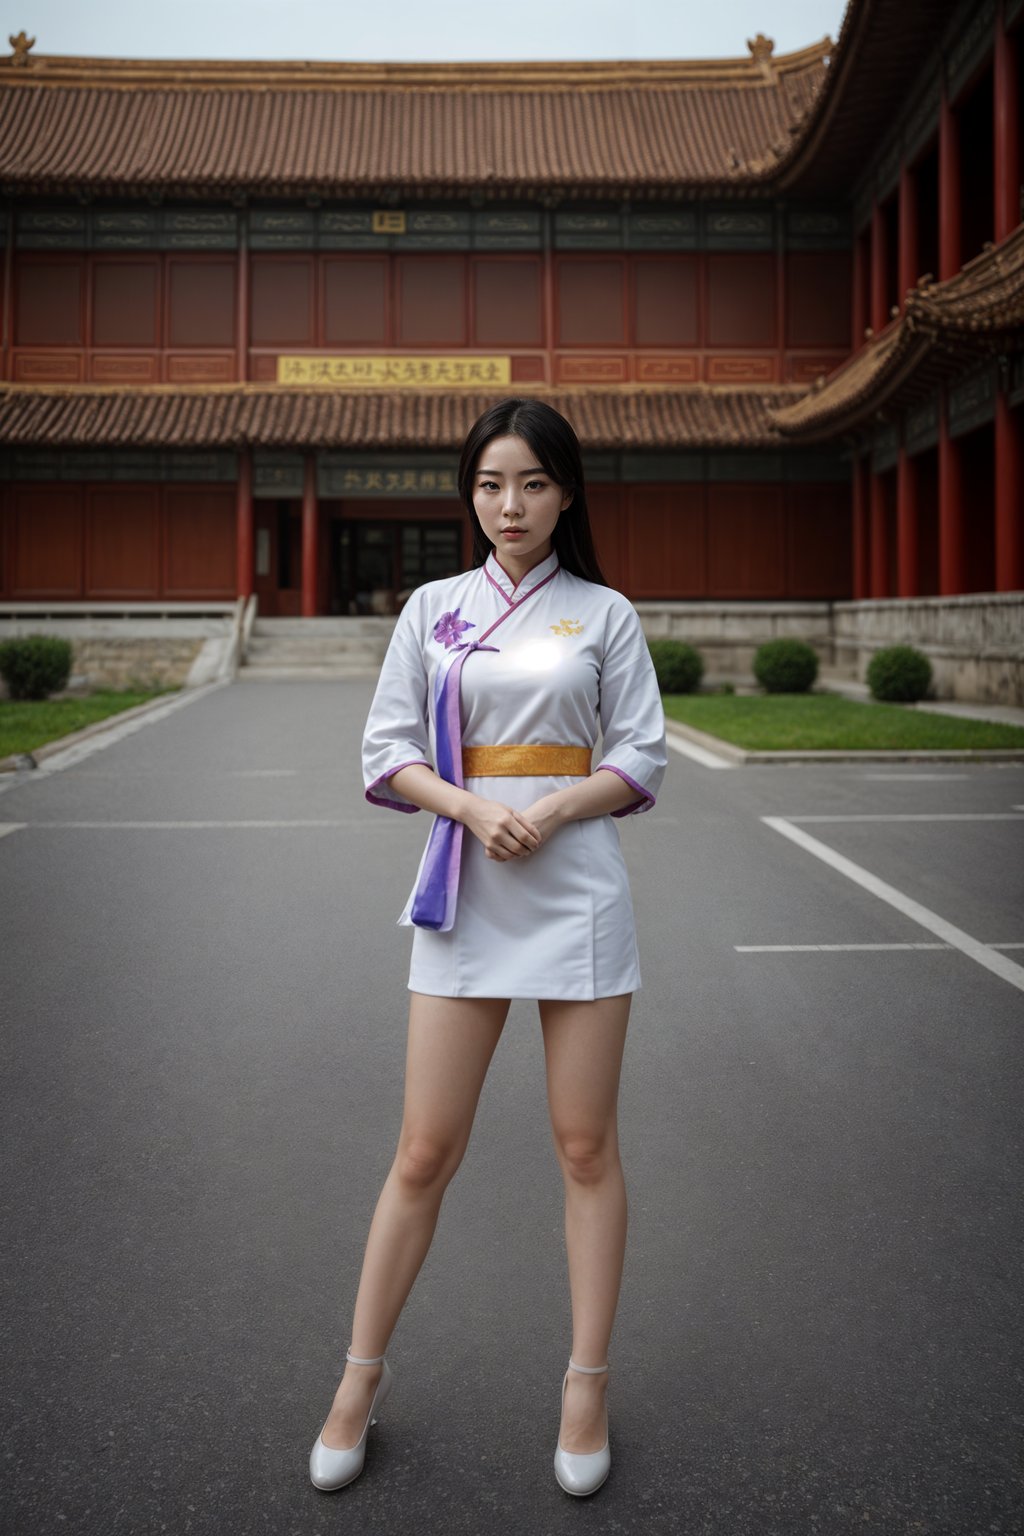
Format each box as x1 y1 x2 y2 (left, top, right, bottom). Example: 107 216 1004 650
502 492 523 516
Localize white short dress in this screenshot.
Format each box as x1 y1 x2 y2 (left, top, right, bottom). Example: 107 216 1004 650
361 548 668 1000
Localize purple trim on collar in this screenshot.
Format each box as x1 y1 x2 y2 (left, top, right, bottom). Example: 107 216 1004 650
483 548 559 604
595 764 656 817
484 563 512 606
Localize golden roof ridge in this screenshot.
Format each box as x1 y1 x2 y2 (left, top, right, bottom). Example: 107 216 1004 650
0 40 831 93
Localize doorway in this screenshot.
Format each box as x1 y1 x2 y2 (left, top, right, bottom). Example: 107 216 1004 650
254 499 303 617
331 507 466 614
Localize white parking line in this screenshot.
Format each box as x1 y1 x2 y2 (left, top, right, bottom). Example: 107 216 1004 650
862 773 971 780
782 813 1024 822
665 734 736 769
0 823 25 839
736 942 1024 952
18 818 398 830
762 815 1024 994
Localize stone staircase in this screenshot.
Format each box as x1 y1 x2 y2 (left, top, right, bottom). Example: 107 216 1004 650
238 617 396 680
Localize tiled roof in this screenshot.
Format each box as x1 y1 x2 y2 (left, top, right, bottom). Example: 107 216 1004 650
771 226 1024 440
0 385 804 451
0 43 830 197
772 0 963 196
0 0 968 200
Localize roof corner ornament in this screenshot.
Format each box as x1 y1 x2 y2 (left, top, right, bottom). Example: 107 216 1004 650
747 33 777 83
8 30 35 67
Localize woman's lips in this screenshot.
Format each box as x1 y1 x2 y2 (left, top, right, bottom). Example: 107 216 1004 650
501 529 525 538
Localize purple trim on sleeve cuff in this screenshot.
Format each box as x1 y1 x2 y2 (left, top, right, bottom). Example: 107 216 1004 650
595 764 656 817
365 758 432 813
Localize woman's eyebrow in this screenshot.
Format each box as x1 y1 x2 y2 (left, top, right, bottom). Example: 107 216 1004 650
476 466 546 477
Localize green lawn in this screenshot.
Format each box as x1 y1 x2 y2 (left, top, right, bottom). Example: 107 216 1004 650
0 687 179 758
662 691 1024 751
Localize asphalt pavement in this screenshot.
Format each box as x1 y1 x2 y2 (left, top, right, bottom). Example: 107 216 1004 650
2 679 1022 1536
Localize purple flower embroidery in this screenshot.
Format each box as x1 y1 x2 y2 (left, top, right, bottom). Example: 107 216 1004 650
433 608 476 649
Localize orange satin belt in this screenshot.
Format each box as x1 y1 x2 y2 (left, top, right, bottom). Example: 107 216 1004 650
461 744 592 778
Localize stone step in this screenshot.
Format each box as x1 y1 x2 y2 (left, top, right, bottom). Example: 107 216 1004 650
245 638 387 661
249 617 396 638
237 664 381 680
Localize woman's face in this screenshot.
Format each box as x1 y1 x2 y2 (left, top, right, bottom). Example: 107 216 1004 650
471 434 573 573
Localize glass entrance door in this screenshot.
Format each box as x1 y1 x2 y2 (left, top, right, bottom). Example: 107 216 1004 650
334 519 463 614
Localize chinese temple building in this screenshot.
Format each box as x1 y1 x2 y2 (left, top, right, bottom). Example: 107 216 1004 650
0 0 1021 695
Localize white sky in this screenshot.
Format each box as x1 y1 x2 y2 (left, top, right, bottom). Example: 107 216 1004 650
7 1 849 62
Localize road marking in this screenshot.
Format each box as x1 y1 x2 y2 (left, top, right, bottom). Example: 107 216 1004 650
228 769 299 777
665 734 736 769
862 773 971 780
0 822 25 839
737 942 949 952
735 941 1023 952
19 818 407 830
762 815 1024 994
780 813 1024 822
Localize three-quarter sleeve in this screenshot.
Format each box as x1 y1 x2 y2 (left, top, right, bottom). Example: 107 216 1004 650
594 598 667 817
362 591 433 812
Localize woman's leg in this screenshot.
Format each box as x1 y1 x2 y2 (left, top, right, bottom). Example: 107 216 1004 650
322 992 509 1449
539 992 631 1454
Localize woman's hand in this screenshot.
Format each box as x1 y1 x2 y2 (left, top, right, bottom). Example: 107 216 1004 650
520 793 568 845
463 796 542 861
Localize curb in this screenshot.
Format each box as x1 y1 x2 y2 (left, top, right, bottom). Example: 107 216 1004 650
0 689 187 773
663 718 1024 765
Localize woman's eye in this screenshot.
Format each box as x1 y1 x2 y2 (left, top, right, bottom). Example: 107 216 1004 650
478 481 499 491
526 480 546 490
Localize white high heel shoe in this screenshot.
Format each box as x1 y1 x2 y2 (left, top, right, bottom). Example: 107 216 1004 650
309 1348 393 1492
553 1358 611 1496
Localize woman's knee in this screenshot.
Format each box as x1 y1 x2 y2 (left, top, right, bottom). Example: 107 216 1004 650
393 1132 463 1192
555 1129 620 1185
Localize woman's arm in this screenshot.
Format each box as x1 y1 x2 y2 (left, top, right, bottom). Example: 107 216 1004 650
387 763 542 861
522 769 639 842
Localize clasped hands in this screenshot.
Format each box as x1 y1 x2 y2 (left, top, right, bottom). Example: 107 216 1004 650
463 792 564 862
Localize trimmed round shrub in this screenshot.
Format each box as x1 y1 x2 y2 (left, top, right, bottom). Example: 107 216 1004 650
647 639 703 694
752 638 819 694
0 634 73 701
866 644 932 703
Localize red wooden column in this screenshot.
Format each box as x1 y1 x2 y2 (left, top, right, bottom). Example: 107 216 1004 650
869 467 889 597
301 451 318 617
852 229 867 348
898 163 919 306
994 393 1023 590
938 391 967 594
938 83 962 279
896 445 920 596
236 213 249 382
852 453 870 599
236 447 254 599
870 201 888 332
994 0 1021 241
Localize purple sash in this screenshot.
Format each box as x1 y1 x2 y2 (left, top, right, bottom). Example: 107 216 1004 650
409 564 558 931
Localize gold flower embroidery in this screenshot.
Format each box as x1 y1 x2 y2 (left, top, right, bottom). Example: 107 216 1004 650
550 618 585 637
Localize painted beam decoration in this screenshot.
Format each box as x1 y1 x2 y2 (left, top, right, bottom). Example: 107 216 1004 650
276 356 512 386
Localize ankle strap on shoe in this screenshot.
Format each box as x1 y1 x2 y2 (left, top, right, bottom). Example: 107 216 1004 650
346 1348 386 1365
568 1358 609 1374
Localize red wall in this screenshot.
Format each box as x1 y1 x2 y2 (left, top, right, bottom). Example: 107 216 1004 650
7 249 852 387
0 483 236 599
589 481 851 599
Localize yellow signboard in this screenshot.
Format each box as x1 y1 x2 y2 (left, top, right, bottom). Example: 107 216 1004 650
276 355 512 387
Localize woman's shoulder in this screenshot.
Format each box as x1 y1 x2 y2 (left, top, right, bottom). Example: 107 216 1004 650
561 572 642 622
397 567 480 620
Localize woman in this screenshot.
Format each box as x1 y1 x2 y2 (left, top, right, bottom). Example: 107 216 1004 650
309 397 667 1497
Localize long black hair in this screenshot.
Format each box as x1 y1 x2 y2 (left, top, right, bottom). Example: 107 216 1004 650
457 398 608 586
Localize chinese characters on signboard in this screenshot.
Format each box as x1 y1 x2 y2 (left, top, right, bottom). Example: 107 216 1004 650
330 467 458 494
276 355 512 386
